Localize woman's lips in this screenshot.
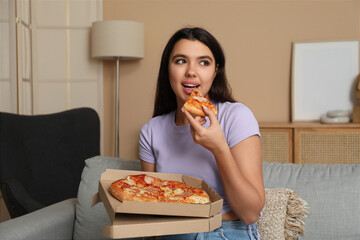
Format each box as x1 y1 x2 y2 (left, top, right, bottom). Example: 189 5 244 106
182 82 200 95
183 86 194 95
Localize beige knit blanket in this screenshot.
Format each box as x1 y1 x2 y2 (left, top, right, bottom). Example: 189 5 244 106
257 188 308 240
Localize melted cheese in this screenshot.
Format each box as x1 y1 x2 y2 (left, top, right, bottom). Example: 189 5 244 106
144 175 154 184
193 96 208 103
173 188 184 195
160 187 172 197
125 177 135 185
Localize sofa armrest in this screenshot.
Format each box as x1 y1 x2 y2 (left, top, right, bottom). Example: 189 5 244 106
0 198 77 240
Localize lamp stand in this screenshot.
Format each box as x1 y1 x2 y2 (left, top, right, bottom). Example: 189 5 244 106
115 57 119 157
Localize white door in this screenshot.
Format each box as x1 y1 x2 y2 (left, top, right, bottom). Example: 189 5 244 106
0 0 17 113
31 0 103 117
17 0 33 115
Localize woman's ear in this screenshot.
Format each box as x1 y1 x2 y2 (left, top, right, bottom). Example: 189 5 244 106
214 64 219 76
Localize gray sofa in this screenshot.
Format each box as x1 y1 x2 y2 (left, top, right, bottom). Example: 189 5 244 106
0 156 359 240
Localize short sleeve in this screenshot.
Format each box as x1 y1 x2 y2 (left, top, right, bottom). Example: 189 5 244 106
138 123 156 164
220 103 260 149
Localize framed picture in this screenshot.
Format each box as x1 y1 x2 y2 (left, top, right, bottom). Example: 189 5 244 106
291 40 359 122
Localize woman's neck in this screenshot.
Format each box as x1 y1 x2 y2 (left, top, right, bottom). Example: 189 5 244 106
174 108 189 126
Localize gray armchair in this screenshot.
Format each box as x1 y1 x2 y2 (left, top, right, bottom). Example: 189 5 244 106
0 156 143 240
0 107 100 218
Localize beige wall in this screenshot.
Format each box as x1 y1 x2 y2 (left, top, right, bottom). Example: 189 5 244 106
103 0 360 159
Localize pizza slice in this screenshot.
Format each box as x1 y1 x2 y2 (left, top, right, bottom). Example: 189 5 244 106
182 88 218 117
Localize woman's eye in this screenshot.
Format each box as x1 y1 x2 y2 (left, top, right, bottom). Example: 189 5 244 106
200 60 210 66
175 59 186 64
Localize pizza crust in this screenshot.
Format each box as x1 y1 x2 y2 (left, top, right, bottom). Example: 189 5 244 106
183 104 208 117
109 185 132 202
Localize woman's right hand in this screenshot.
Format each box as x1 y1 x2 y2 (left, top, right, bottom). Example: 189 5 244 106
183 106 228 153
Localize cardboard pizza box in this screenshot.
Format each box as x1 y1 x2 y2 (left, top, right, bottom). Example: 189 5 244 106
91 169 223 239
101 213 222 239
92 169 223 221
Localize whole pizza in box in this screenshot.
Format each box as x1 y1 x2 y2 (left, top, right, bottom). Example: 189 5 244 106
109 174 210 204
93 169 223 218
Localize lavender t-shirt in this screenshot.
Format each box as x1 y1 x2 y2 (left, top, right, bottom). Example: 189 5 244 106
139 101 260 214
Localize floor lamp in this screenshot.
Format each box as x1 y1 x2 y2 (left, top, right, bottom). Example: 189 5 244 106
91 20 144 157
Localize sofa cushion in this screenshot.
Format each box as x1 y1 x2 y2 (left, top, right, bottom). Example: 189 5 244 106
262 162 360 240
73 156 142 240
257 188 308 240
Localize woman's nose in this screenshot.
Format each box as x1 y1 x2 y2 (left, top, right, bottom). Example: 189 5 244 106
185 64 197 78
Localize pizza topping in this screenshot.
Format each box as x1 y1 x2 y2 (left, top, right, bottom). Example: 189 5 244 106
109 174 210 204
144 175 154 184
193 95 208 103
124 177 135 185
173 188 184 195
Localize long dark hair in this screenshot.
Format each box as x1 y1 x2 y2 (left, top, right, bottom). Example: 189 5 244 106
153 27 235 117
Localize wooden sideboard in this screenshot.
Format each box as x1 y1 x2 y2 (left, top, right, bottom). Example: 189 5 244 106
259 122 360 164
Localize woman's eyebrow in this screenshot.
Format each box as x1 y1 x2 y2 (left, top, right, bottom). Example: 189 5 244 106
171 54 213 62
198 55 213 62
171 54 187 61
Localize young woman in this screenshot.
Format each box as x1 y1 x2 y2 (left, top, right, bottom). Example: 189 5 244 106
139 27 265 240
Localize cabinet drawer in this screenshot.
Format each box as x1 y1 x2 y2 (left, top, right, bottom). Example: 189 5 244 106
294 128 360 164
260 128 293 163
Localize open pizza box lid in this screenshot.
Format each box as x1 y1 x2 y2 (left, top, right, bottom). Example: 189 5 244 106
92 169 223 239
92 169 223 221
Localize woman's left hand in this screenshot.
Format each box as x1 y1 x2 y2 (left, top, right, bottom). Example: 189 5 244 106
183 106 228 153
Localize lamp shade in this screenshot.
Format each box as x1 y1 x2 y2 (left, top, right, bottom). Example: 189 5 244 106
91 20 144 60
